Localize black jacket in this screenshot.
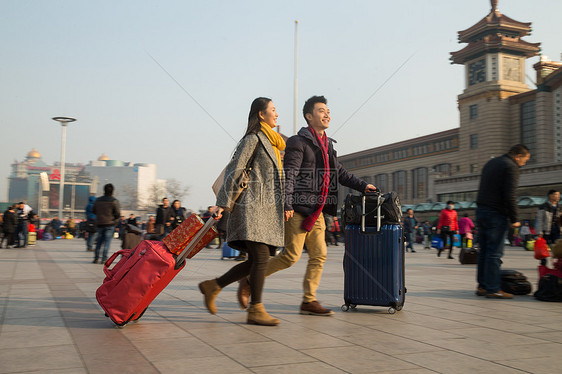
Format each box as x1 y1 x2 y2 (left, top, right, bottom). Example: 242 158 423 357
2 210 17 233
93 195 121 227
476 154 520 223
284 127 367 217
156 205 173 226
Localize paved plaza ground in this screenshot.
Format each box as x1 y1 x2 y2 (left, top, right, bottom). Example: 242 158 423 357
0 237 560 374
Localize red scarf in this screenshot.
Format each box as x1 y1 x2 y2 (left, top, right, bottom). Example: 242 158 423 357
301 126 330 232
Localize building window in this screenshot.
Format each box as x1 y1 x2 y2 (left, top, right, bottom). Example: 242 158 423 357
470 164 478 174
412 167 427 199
521 100 536 163
392 170 407 198
375 174 388 192
433 163 451 176
470 134 478 149
469 104 478 119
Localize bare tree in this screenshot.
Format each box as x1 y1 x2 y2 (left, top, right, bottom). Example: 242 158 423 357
119 184 139 210
166 178 190 203
141 182 167 212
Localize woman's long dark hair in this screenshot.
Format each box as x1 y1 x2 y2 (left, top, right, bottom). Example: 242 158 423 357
244 97 271 137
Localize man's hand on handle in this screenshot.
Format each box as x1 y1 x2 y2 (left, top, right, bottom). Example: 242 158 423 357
364 184 377 193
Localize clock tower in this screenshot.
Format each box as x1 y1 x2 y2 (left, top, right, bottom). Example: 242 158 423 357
450 0 540 173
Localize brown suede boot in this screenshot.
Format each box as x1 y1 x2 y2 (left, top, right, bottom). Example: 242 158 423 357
237 277 251 310
247 303 280 326
198 279 221 314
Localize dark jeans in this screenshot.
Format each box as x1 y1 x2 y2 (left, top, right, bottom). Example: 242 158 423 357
95 226 115 261
476 206 509 293
441 231 455 255
15 222 29 247
216 241 270 304
86 231 97 250
405 232 415 250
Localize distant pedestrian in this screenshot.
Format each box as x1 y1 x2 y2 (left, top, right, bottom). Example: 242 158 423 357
85 196 97 251
475 144 530 299
14 202 34 248
458 213 475 249
403 209 418 253
155 197 173 239
144 216 158 240
422 221 431 249
127 214 138 227
1 206 17 248
170 200 187 230
536 189 560 245
92 183 121 264
437 201 459 259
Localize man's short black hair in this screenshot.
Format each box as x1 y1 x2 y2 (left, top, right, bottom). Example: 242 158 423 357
302 96 327 125
103 183 114 196
446 200 455 205
547 189 559 196
162 197 168 201
507 144 530 157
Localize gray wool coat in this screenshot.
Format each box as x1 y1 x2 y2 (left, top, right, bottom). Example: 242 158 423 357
216 131 285 249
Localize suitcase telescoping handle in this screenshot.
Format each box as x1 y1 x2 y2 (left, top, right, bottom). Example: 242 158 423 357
361 192 382 234
174 212 219 270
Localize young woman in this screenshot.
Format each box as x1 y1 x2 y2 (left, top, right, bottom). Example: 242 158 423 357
199 97 285 326
170 200 187 230
437 201 459 259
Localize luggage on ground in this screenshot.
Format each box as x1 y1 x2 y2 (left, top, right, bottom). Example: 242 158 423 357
28 232 37 246
431 235 444 250
459 247 479 264
96 214 218 326
342 193 405 314
500 269 532 295
221 242 240 259
534 274 562 302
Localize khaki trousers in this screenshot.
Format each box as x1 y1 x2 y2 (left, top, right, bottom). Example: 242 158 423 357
265 212 327 303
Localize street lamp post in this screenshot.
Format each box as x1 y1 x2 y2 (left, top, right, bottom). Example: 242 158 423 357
52 117 76 219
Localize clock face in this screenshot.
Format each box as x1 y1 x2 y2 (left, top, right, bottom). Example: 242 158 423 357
503 57 521 81
468 59 486 85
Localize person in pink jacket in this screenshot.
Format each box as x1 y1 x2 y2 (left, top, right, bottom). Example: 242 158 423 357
458 214 475 249
437 201 459 259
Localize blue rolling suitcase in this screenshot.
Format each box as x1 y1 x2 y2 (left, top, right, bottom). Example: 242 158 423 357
221 242 240 259
342 193 405 314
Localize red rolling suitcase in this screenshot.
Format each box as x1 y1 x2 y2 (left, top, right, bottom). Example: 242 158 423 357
96 214 217 326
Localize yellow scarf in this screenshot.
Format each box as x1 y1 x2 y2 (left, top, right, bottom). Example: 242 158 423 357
260 121 286 176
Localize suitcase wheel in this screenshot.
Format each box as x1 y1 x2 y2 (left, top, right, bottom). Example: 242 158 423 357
341 304 357 312
388 307 396 314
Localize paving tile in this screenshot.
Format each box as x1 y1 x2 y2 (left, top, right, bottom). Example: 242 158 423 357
120 321 192 341
188 324 271 345
443 326 549 345
495 357 561 374
0 344 83 373
130 336 221 362
338 330 442 355
216 341 314 367
152 354 252 374
250 361 346 373
0 323 74 349
301 345 419 373
399 350 526 373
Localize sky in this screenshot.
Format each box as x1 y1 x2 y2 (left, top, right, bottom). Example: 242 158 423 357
1 0 561 212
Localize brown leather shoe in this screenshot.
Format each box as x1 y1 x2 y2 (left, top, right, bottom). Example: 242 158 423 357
198 279 222 314
300 301 334 316
237 277 250 310
485 290 513 299
475 287 486 296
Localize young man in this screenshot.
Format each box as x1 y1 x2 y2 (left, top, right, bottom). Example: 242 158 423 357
475 144 530 299
155 197 172 240
238 95 376 315
93 184 121 264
